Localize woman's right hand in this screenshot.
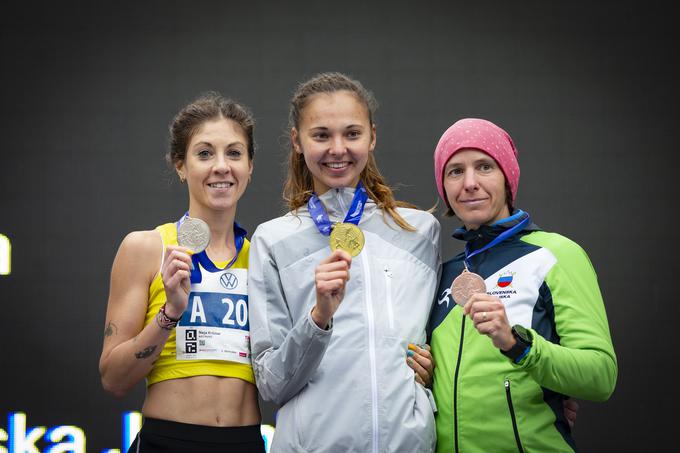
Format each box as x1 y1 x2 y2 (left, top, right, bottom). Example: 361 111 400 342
161 245 193 319
311 249 352 329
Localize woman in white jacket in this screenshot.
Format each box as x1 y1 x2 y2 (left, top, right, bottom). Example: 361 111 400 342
248 72 439 452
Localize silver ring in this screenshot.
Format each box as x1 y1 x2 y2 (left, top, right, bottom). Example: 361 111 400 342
482 312 487 321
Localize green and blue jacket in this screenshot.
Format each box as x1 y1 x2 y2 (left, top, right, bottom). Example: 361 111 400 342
429 210 617 452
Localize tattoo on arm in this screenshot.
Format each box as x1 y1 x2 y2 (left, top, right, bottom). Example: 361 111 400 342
134 345 158 359
104 322 118 338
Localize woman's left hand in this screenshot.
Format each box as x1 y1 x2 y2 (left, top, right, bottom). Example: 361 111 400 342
463 293 516 351
407 343 435 388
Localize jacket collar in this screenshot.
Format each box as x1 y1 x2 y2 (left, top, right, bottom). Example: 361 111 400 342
303 186 376 223
452 209 538 248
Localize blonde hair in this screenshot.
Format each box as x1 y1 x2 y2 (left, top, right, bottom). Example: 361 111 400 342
283 72 416 231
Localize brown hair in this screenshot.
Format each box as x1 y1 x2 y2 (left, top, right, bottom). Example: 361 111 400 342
283 72 416 231
167 92 255 168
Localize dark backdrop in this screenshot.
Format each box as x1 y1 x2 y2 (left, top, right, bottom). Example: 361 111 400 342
1 1 676 451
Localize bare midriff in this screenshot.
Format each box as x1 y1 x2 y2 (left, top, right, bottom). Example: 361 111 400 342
143 376 260 426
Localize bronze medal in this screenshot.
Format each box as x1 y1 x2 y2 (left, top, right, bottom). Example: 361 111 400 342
329 223 365 257
450 268 487 306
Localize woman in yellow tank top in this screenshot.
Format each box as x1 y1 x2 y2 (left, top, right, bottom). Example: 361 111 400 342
99 93 264 452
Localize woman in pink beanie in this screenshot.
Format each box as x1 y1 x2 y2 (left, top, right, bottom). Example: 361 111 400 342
428 118 617 452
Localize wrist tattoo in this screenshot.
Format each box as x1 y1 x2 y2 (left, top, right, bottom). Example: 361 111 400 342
134 345 157 359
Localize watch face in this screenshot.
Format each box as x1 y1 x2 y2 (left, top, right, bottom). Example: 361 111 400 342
513 325 531 343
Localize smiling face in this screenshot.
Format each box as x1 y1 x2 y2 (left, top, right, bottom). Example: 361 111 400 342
291 90 376 195
176 117 252 216
443 149 510 230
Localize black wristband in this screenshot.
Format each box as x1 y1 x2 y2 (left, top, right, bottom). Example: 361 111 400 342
501 325 532 362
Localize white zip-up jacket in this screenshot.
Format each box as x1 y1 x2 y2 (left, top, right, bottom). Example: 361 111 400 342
249 187 440 453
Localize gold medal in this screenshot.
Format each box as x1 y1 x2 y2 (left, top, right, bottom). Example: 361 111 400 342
450 268 487 306
329 223 365 257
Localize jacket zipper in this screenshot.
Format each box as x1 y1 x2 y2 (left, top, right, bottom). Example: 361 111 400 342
383 266 394 329
334 188 348 213
504 378 525 453
361 250 379 453
338 188 378 452
453 315 466 453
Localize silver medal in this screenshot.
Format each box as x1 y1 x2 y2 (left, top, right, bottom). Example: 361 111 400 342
177 217 210 253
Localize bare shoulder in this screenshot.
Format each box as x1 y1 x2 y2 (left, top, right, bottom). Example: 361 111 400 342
113 229 163 281
120 229 163 253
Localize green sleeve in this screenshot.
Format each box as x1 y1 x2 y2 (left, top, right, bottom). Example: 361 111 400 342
518 232 618 401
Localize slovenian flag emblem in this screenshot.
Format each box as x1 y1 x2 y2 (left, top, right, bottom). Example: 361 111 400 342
497 275 513 288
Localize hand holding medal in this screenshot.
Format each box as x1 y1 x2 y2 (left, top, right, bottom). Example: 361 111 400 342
463 291 515 351
177 215 211 271
453 215 532 349
450 266 515 348
453 266 514 351
452 254 515 351
161 216 211 318
307 183 368 328
311 249 352 329
452 266 514 349
447 212 532 348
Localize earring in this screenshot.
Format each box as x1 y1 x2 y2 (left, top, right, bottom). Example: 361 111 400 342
178 173 185 183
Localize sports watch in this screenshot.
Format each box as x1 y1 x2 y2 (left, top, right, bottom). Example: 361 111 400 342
501 324 533 363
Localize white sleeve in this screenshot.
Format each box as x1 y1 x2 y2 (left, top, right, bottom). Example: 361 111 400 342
248 227 332 406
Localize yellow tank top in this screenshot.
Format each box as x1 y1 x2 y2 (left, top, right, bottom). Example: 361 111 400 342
144 222 255 386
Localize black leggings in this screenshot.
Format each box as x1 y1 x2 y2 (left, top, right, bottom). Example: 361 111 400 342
127 417 265 453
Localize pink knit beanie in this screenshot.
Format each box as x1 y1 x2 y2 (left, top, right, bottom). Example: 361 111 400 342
434 118 520 208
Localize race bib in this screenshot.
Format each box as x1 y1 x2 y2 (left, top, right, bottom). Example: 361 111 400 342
176 268 251 364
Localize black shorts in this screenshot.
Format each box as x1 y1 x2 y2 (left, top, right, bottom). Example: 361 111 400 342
127 417 265 453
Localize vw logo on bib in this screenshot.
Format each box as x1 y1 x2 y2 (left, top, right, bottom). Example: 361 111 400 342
220 272 238 290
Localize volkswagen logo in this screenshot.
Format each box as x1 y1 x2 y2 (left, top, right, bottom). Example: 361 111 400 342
220 272 238 290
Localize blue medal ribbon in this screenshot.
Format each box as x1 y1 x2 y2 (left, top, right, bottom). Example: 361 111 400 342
307 182 369 236
176 212 248 283
463 210 531 269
